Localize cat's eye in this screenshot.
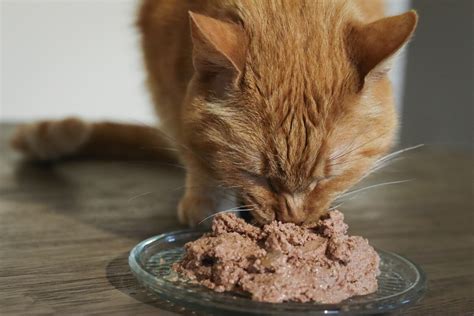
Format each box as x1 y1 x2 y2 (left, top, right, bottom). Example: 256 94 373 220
309 176 332 191
242 171 279 192
243 171 268 186
266 178 278 192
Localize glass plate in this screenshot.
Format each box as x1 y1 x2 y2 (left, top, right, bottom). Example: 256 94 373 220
129 229 426 315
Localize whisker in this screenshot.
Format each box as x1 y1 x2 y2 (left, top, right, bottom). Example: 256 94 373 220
217 184 244 190
329 123 383 161
375 144 424 165
358 158 401 182
217 193 240 205
128 191 153 202
198 206 254 225
329 135 361 161
329 131 390 162
328 202 344 211
161 163 187 170
139 145 180 153
336 179 414 201
327 155 368 167
355 144 425 183
171 184 188 191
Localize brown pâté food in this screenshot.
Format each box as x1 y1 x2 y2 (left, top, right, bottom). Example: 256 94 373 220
173 210 380 303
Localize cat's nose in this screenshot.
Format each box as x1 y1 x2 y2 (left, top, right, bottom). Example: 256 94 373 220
277 192 306 224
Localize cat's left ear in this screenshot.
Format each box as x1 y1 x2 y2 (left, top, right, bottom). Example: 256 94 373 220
188 11 246 86
350 10 418 85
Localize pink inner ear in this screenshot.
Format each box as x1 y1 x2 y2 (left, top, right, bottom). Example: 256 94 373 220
350 10 418 80
189 11 247 75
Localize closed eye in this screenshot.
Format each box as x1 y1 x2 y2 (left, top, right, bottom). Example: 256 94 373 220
242 171 270 188
241 171 280 193
309 176 333 191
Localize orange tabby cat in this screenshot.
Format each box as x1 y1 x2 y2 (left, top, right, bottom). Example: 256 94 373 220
11 0 418 226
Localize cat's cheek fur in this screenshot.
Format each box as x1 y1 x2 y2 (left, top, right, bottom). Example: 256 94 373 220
178 194 215 227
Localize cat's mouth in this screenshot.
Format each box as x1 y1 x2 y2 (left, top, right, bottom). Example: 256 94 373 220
238 194 313 225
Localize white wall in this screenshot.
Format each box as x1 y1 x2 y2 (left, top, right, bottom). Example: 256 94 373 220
1 0 155 123
1 0 410 123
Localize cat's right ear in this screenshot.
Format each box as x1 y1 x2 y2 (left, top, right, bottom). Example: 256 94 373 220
188 11 246 86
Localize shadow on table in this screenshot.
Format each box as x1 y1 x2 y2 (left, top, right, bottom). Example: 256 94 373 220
106 252 201 315
11 160 80 208
10 159 184 240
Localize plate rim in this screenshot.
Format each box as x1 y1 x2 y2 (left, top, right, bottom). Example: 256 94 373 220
128 229 427 314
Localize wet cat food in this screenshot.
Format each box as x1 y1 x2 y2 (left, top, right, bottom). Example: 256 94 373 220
173 210 380 303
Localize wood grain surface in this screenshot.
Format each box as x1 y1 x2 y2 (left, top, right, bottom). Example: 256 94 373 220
0 124 472 315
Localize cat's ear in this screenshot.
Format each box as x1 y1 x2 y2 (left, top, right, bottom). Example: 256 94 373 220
188 11 246 84
350 10 418 84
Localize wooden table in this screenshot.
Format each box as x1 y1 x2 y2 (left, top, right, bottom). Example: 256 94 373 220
1 124 472 315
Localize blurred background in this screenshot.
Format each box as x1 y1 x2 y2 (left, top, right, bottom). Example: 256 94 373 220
1 0 472 150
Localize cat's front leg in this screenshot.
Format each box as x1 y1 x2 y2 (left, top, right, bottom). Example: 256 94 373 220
177 168 217 227
178 168 236 227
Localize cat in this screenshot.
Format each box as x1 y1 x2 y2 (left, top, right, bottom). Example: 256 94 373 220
11 0 418 227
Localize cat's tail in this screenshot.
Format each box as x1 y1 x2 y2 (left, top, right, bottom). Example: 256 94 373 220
10 117 179 162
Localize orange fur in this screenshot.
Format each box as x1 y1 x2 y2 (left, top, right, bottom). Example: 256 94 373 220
137 0 417 225
11 119 176 161
12 0 417 227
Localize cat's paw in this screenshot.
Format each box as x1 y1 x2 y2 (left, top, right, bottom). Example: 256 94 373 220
178 194 215 227
10 117 92 161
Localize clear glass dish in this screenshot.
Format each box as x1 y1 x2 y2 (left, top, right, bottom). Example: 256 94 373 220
129 229 426 315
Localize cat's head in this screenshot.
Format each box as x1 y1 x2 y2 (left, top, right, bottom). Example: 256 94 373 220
183 7 418 225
